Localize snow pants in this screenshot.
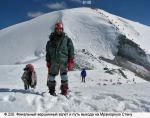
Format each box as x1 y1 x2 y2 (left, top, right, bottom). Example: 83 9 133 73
47 63 69 95
48 63 68 82
82 76 86 83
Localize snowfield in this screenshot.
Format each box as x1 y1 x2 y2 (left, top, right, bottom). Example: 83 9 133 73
0 63 149 112
0 7 150 112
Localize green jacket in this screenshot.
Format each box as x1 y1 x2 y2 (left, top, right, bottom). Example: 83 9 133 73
46 32 74 65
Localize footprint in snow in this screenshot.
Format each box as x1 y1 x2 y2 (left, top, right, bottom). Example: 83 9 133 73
92 94 106 100
102 93 125 101
3 95 16 102
84 102 99 111
74 91 82 97
133 99 150 112
73 98 81 105
26 95 37 106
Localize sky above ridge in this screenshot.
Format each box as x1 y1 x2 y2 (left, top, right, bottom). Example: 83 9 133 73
0 0 150 29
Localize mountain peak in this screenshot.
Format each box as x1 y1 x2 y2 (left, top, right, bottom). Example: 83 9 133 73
0 7 150 65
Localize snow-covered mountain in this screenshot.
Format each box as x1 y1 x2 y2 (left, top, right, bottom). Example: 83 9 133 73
0 7 150 112
0 8 150 79
0 8 119 65
1 7 149 64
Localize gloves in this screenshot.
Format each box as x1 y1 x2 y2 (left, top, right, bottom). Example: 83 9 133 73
46 62 51 68
67 58 74 71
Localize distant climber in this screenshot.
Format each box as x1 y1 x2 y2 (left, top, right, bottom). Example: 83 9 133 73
46 22 75 96
21 64 37 90
81 68 87 83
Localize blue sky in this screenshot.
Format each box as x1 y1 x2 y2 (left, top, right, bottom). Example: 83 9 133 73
0 0 150 29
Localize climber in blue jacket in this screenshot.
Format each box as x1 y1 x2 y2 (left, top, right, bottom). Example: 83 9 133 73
81 68 87 83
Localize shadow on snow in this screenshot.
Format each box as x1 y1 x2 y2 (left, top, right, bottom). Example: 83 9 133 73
0 88 43 96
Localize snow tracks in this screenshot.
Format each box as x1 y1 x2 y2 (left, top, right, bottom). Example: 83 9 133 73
1 87 150 112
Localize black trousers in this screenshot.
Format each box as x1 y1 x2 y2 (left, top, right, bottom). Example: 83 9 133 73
24 83 29 90
82 77 85 82
24 79 32 90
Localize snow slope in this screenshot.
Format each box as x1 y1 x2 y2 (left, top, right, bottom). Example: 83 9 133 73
0 62 148 112
94 9 150 53
0 7 150 112
0 8 150 74
0 8 126 64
